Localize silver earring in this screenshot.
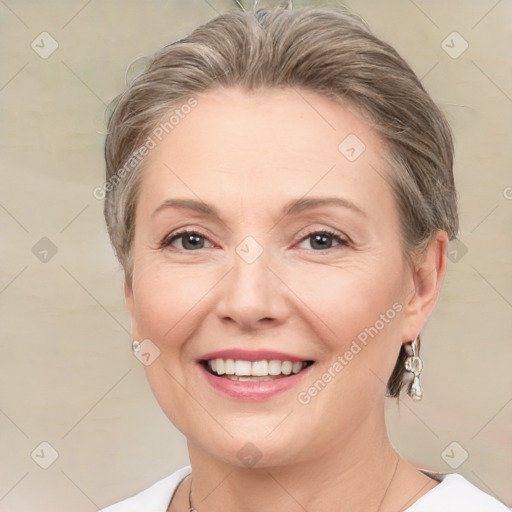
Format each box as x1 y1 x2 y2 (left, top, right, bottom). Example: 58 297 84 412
132 340 140 354
404 337 423 401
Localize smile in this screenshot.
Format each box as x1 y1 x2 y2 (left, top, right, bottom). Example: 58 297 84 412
197 358 316 400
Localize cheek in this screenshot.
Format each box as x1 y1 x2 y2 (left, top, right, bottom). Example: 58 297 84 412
288 258 403 338
131 264 216 431
287 259 405 395
132 253 404 345
131 263 219 350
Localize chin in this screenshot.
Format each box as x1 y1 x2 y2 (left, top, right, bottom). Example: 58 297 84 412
187 422 311 470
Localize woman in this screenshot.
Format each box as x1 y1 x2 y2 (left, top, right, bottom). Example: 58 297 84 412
99 5 508 512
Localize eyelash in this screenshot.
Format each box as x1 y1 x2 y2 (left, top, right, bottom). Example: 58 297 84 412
160 228 349 252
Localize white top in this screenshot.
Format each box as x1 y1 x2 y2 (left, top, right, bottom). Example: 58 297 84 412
99 465 509 512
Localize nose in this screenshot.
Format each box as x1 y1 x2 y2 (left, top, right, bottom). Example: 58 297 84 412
215 245 290 331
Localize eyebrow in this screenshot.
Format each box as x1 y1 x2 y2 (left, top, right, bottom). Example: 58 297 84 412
152 196 366 220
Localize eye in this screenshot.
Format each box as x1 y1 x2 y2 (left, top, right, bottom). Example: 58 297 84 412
160 228 349 252
160 229 213 251
297 230 349 251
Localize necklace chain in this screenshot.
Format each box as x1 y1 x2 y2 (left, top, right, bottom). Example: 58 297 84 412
188 477 197 512
376 454 400 512
188 455 400 512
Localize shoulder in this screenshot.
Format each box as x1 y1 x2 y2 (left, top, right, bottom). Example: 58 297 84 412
98 465 191 512
405 471 509 512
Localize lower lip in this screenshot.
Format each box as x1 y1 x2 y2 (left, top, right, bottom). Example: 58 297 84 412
197 362 314 401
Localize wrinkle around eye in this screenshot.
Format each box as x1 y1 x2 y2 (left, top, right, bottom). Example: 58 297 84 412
146 212 372 254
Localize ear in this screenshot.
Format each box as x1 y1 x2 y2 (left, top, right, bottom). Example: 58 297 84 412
124 275 140 341
400 230 449 343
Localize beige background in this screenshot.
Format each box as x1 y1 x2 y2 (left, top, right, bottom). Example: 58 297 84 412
1 0 511 510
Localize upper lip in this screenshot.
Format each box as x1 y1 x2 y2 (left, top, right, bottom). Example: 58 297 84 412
197 349 314 363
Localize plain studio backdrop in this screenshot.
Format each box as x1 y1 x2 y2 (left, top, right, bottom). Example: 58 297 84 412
0 1 510 510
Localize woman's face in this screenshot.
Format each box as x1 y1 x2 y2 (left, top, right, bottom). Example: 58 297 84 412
125 87 436 467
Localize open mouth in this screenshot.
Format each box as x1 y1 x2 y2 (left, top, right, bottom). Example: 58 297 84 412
200 359 315 381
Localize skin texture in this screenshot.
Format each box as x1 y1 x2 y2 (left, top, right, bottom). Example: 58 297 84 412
124 87 447 512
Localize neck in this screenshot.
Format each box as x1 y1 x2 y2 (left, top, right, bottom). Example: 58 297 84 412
186 406 402 512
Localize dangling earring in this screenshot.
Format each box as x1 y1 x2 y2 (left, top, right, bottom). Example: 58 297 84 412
404 336 423 401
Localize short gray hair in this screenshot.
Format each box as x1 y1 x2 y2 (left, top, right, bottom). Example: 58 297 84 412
103 6 459 397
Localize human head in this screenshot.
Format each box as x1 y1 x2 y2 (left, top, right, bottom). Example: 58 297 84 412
103 6 458 398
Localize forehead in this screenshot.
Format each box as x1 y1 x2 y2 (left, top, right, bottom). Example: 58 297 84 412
137 87 396 222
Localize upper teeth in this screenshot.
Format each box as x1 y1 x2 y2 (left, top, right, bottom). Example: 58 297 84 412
207 359 307 376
